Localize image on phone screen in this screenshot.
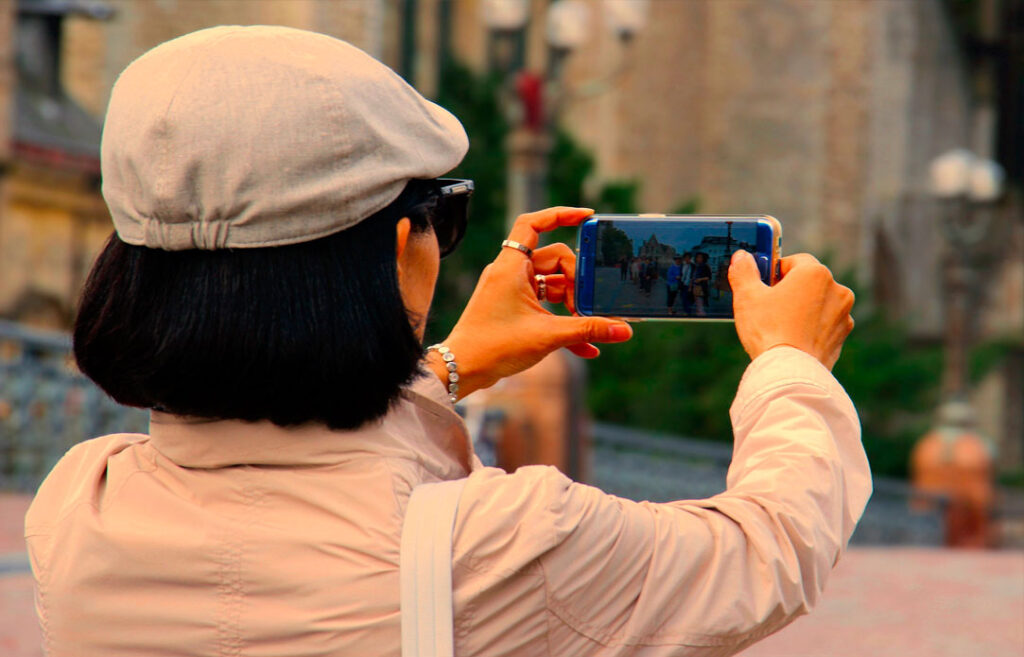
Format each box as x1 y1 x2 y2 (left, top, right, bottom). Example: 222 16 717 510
593 219 758 319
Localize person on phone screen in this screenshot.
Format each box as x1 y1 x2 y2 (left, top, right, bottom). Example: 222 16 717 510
25 26 869 657
666 256 684 314
645 256 658 294
693 252 712 316
680 251 695 315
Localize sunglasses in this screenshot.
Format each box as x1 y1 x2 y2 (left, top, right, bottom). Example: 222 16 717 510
428 178 473 258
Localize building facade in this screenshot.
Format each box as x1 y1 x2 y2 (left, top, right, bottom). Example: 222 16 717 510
0 0 1019 464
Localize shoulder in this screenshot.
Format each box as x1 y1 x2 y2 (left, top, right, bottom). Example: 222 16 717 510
25 433 153 535
454 465 594 576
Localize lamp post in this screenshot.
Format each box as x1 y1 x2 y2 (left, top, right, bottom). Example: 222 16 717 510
482 0 530 76
482 0 648 227
927 149 1005 401
911 148 1005 548
476 0 646 480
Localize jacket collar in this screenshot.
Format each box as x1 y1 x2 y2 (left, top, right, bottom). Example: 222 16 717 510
147 369 477 480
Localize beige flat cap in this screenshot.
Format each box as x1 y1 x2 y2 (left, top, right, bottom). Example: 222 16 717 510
101 25 468 250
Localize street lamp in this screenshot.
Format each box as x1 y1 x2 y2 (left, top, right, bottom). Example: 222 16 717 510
912 148 1005 547
482 0 530 31
926 148 1005 400
546 0 591 66
602 0 650 42
481 0 647 225
483 0 529 75
477 0 647 480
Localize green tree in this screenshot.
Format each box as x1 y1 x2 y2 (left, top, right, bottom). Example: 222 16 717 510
545 126 945 479
599 226 633 265
427 61 509 338
429 61 946 479
831 304 942 478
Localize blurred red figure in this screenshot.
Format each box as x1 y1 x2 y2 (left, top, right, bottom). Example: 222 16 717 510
515 71 544 132
911 401 994 547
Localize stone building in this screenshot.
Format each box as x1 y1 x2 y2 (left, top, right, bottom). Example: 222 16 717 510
0 1 112 330
430 0 1023 469
690 234 757 286
0 0 1019 463
635 234 674 271
433 0 1021 333
5 0 1018 332
0 0 390 330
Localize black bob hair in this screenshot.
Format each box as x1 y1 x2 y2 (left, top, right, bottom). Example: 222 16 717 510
74 180 443 430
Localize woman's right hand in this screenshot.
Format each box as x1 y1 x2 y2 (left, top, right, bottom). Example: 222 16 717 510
728 251 855 370
428 207 633 399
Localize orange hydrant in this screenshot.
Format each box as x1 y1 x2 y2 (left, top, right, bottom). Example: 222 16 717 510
911 401 994 548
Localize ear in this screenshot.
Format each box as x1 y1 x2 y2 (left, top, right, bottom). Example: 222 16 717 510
395 217 411 259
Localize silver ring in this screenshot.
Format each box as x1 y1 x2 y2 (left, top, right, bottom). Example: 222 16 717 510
535 274 547 301
502 239 533 258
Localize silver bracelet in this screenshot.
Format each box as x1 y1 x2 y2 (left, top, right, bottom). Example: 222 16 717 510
426 343 459 404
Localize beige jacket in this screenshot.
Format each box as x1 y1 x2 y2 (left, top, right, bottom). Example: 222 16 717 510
25 346 871 656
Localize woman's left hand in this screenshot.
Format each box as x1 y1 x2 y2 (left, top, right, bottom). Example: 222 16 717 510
428 207 633 399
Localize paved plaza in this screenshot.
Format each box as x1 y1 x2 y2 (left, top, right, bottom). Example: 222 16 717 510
1 493 1021 656
593 266 732 317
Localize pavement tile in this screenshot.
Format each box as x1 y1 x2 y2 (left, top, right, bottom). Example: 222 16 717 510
0 575 41 657
0 494 31 553
741 547 1024 657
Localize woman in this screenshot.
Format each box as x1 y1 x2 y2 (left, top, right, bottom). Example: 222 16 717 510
666 256 684 315
26 27 868 657
692 252 713 316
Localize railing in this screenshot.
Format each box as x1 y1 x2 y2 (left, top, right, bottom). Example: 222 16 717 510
0 320 148 492
590 422 949 546
0 320 951 544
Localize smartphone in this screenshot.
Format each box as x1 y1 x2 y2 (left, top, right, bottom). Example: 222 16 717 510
575 214 781 321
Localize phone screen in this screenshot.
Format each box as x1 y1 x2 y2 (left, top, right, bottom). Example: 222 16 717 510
591 218 760 319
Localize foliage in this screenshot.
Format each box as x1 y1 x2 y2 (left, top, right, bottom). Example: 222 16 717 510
595 180 640 213
998 467 1024 490
427 61 509 338
586 321 752 441
830 302 943 478
586 269 946 479
544 129 642 248
547 128 593 209
429 61 950 479
599 226 633 265
671 197 701 214
544 129 949 479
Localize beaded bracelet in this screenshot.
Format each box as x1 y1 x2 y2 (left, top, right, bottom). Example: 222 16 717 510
427 344 459 404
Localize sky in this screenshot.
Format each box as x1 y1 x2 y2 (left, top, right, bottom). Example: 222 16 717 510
600 218 759 256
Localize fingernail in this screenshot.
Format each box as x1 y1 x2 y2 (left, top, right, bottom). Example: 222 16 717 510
731 250 749 264
609 323 633 341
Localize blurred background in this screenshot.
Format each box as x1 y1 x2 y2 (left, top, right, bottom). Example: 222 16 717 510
0 1 1021 655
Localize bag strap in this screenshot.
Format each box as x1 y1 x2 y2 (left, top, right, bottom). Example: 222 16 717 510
400 478 468 657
